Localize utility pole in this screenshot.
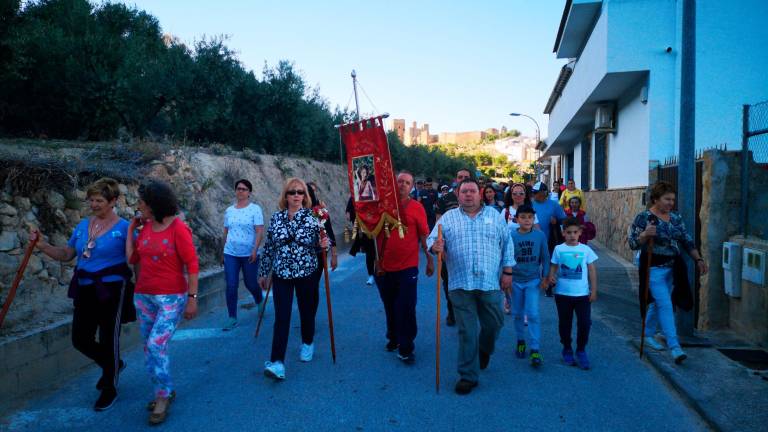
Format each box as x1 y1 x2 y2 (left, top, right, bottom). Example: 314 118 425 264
677 0 696 337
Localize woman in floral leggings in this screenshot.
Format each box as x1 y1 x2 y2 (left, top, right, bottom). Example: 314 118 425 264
127 181 199 425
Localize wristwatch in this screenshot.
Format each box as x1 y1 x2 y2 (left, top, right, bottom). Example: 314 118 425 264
188 293 198 299
502 271 513 276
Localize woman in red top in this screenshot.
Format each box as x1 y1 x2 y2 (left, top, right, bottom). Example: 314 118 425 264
564 196 596 245
126 180 199 425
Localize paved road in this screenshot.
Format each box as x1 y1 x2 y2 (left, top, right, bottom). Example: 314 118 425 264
1 254 709 431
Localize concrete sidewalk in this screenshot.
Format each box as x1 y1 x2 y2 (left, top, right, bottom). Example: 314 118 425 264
589 241 768 432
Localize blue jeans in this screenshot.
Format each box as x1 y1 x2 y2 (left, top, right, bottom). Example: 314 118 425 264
223 254 262 318
645 267 680 349
512 278 541 350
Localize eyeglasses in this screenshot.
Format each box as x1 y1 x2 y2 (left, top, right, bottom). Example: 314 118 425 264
236 187 250 192
511 192 525 196
286 189 305 196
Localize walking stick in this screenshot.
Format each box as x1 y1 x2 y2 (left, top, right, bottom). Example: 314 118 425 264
435 225 443 393
321 243 337 364
0 235 39 328
639 237 654 358
254 279 272 338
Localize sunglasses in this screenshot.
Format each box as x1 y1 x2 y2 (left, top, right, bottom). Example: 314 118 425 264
511 192 526 196
286 189 306 196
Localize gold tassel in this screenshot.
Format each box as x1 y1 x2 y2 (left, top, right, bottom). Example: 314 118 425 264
352 219 359 240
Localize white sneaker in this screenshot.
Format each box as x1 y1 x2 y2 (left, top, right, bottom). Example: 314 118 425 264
644 336 665 351
670 346 687 364
264 361 285 380
300 343 314 362
366 275 374 285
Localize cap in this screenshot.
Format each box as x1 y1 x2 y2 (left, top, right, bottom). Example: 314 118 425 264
532 181 548 193
440 184 449 190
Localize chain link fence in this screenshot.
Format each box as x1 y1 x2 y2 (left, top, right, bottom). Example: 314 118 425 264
741 100 768 236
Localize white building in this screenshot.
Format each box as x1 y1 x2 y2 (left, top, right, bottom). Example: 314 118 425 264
541 0 768 191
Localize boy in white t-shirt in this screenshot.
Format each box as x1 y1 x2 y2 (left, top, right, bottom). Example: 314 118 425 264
548 217 598 370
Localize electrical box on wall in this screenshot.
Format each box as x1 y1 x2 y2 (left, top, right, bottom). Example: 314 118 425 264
723 242 742 297
742 248 766 286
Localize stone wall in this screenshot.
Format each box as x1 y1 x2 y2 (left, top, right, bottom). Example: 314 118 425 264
0 143 350 339
725 236 768 347
584 187 646 262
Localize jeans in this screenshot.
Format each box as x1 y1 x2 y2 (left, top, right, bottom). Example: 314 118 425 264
270 275 318 362
224 254 262 318
554 294 591 351
135 293 187 398
512 278 541 350
375 267 418 356
448 289 504 383
645 267 680 349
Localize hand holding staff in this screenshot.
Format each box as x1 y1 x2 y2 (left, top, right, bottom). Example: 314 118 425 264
434 225 443 392
0 233 40 328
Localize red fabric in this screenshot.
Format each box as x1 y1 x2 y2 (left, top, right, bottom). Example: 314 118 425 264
565 209 596 244
376 199 428 272
131 218 199 295
340 116 400 237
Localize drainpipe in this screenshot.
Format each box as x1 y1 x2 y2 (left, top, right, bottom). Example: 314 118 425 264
677 0 696 337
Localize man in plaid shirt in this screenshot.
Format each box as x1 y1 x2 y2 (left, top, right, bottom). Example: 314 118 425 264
428 179 515 395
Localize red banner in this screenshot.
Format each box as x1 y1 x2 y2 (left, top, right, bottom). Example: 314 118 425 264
340 116 403 238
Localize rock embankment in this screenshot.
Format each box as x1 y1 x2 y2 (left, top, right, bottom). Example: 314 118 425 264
0 142 350 338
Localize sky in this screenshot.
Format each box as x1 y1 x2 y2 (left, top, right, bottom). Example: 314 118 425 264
116 0 567 138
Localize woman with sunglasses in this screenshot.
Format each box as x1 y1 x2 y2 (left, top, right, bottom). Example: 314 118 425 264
126 180 199 425
30 178 132 412
221 179 264 331
503 183 541 231
259 178 329 380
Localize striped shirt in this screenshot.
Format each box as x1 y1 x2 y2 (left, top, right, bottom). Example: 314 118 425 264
427 205 515 292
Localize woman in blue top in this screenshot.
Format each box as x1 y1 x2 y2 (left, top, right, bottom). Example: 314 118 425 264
30 178 132 412
221 179 264 331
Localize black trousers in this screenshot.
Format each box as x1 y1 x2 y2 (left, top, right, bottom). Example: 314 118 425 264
271 275 318 362
441 262 454 318
375 267 418 356
554 294 592 351
71 281 125 391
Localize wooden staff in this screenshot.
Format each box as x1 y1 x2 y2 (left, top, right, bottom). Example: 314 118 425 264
0 235 39 328
321 231 337 364
435 225 443 393
639 237 655 358
254 278 272 338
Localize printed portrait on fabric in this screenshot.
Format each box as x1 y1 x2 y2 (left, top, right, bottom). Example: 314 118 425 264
352 155 378 202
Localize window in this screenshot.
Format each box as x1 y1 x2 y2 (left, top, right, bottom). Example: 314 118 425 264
594 133 608 190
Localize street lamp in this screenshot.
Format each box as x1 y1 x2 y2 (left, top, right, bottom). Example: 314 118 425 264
509 112 543 180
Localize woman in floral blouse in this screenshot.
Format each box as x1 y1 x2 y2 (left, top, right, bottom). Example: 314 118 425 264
259 178 329 380
629 181 708 365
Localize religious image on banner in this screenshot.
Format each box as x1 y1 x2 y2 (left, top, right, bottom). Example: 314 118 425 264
352 155 378 202
340 116 403 238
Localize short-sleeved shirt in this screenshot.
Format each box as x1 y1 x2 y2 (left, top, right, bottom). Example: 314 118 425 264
224 203 264 257
68 218 129 284
532 199 567 244
551 243 598 296
503 206 540 231
436 192 458 216
130 218 200 295
377 199 428 272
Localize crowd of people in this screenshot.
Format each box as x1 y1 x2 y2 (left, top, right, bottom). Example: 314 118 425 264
27 167 707 419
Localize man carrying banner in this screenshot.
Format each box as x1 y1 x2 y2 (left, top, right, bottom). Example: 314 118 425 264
435 168 472 326
428 178 514 395
375 171 434 364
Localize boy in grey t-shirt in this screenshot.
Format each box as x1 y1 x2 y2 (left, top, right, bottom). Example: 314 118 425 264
508 205 550 367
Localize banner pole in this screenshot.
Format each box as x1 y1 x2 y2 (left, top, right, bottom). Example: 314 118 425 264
351 70 361 121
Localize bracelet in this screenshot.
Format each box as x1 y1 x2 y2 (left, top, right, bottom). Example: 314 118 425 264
502 271 513 276
188 293 198 299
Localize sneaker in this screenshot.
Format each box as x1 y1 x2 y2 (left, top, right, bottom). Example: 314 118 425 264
454 379 478 395
96 360 126 390
479 351 491 370
366 275 374 285
446 314 456 327
264 361 286 380
644 336 665 351
671 346 687 364
300 343 314 362
515 340 526 359
385 341 399 352
397 352 416 365
575 350 590 370
93 388 118 412
530 350 543 367
562 348 576 366
222 317 238 331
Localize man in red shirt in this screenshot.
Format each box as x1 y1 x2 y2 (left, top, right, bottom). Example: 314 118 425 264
375 171 434 364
